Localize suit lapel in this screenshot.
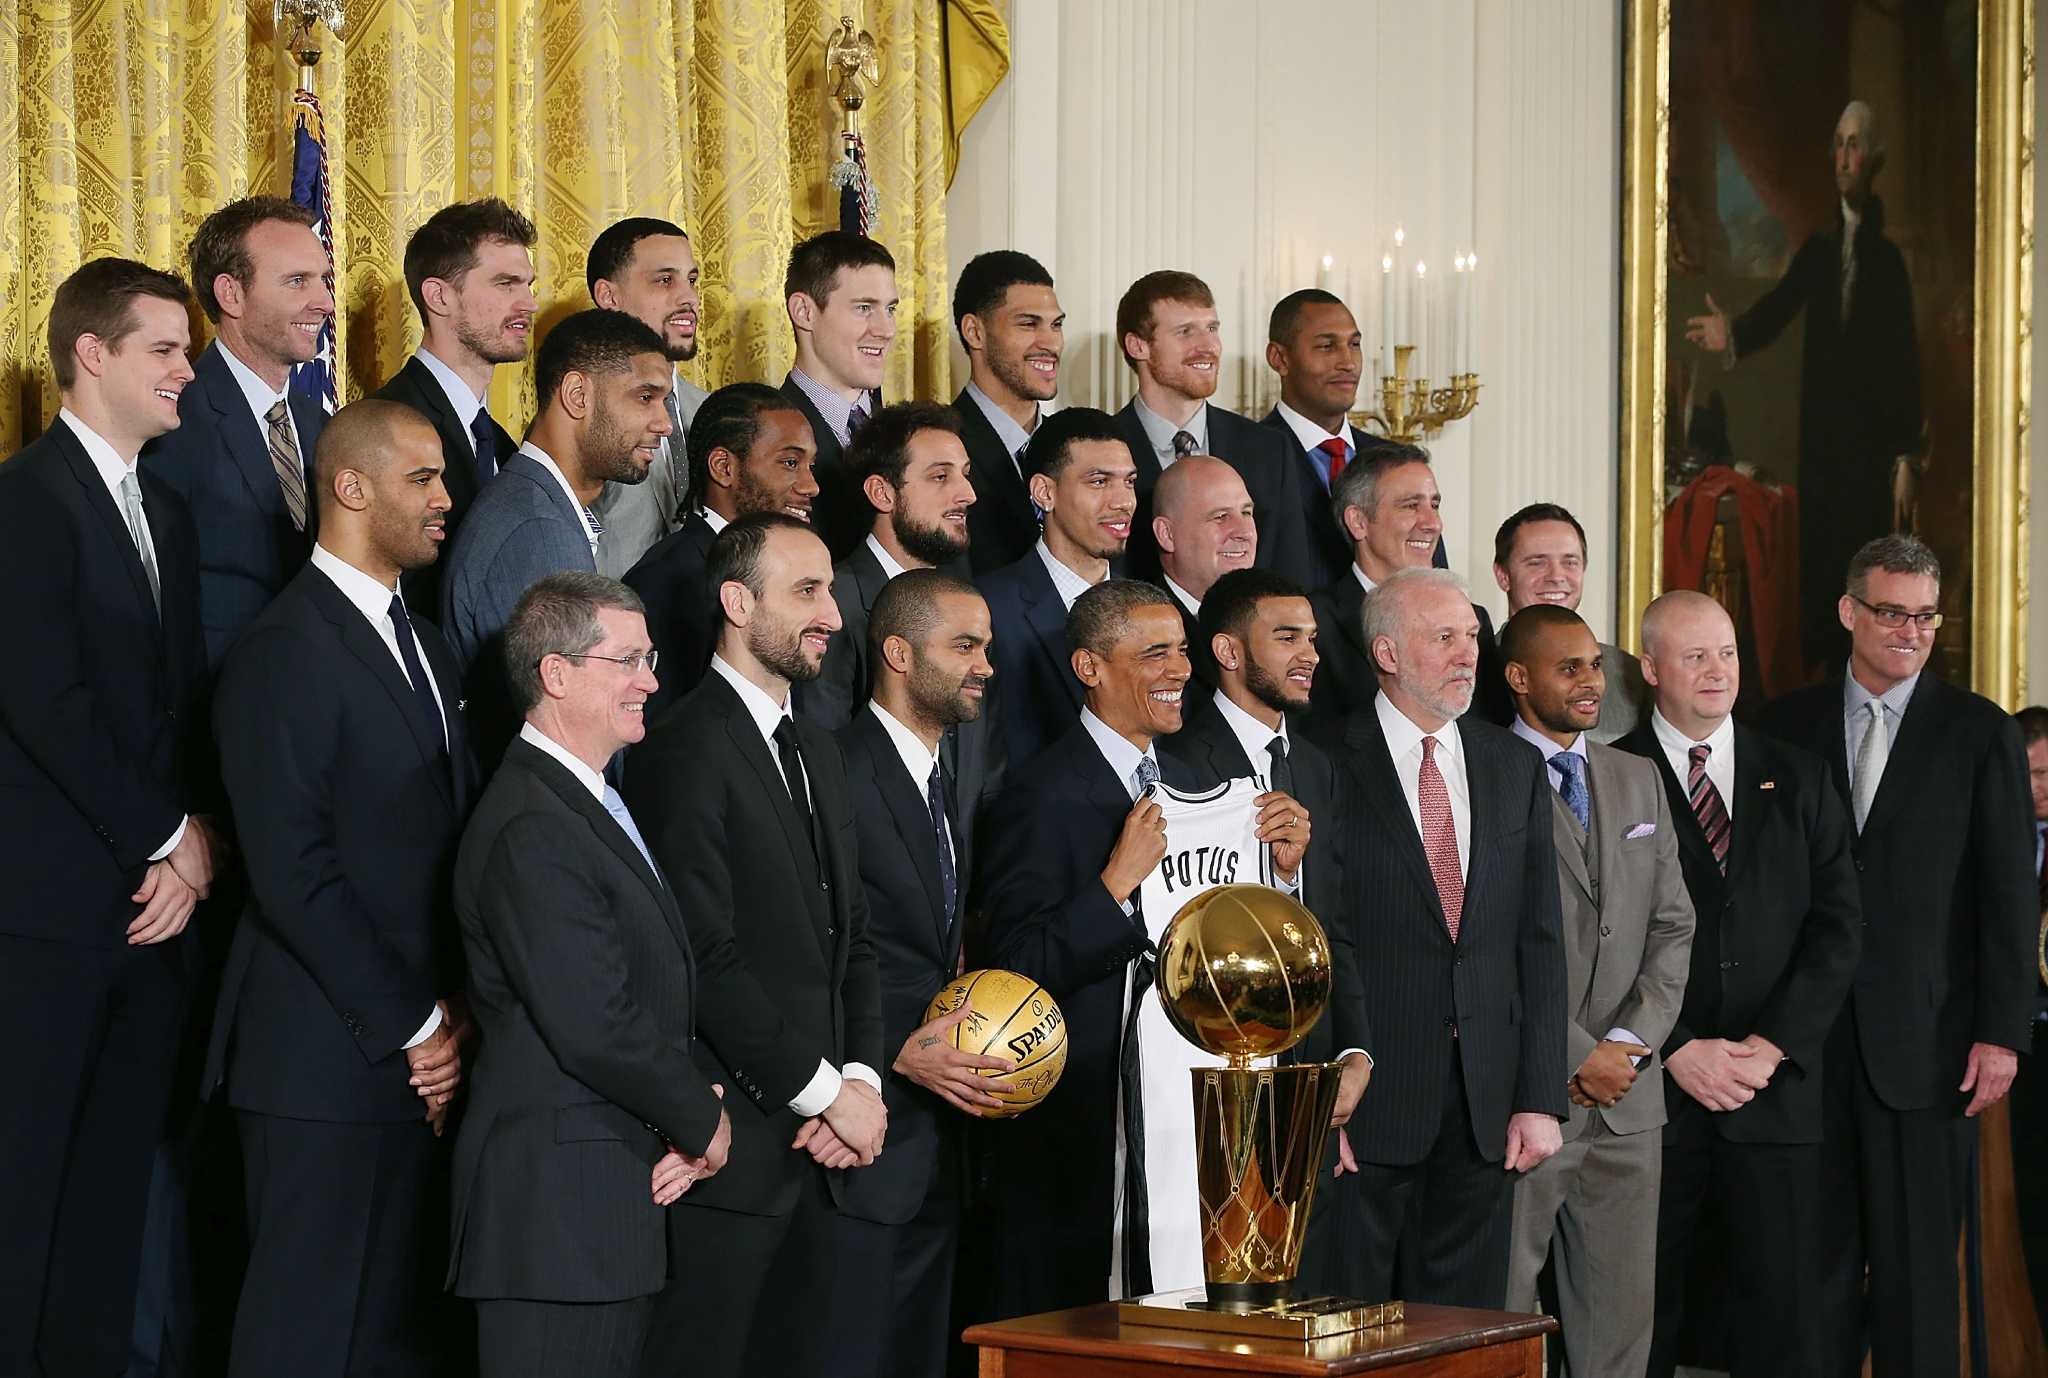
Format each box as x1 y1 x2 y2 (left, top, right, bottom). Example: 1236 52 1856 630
55 427 163 637
1815 683 1854 807
1019 555 1084 711
1549 787 1596 901
517 739 689 950
1622 726 1719 880
958 389 1037 532
199 348 298 522
859 715 949 945
1344 708 1446 930
1461 728 1508 920
1725 726 1770 882
713 683 831 953
307 571 454 809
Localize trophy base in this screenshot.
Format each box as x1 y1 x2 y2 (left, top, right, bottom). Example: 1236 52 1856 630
1117 1287 1405 1340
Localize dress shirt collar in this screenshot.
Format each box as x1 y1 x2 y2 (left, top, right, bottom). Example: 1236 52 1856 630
710 653 792 746
1163 575 1201 617
1274 399 1350 455
518 721 605 801
962 379 1037 466
1375 689 1462 771
216 340 292 423
518 440 601 549
1511 715 1586 771
1650 705 1734 762
309 541 403 624
59 408 139 501
866 532 909 580
1214 689 1288 775
1081 707 1156 801
1131 394 1206 463
698 506 729 534
415 347 487 426
1842 198 1863 238
788 365 875 448
1844 665 1918 725
869 702 939 790
1034 537 1101 610
1352 562 1379 595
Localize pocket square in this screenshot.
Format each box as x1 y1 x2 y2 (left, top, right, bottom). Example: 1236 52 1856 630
1624 822 1657 839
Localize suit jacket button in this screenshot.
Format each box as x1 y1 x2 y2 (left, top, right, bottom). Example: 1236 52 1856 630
1600 925 1613 938
1719 961 1733 970
827 925 836 937
820 880 831 891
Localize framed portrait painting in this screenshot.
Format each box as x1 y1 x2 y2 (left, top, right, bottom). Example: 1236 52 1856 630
1619 0 2031 707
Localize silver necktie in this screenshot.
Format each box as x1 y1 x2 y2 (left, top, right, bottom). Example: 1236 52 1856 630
120 473 161 612
1852 699 1888 830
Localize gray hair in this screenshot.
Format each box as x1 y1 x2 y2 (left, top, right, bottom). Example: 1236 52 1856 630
1839 99 1885 158
505 571 646 713
1361 567 1469 654
1846 533 1939 599
1329 441 1430 533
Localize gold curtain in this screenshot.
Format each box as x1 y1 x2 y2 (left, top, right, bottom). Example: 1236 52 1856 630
0 0 1009 454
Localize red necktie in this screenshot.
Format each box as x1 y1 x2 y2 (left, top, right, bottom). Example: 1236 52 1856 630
1418 735 1464 941
1318 437 1349 488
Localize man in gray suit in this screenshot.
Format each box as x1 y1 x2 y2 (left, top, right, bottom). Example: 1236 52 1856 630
441 308 674 759
1501 603 1695 1378
1492 502 1649 742
587 217 712 576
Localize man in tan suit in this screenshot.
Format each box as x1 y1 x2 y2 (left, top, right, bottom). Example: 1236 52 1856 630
1500 604 1696 1376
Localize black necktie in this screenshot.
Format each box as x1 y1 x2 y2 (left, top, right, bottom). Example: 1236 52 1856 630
469 409 501 485
848 401 872 440
386 594 448 755
1266 734 1294 798
926 763 958 931
773 718 822 860
1119 952 1155 1297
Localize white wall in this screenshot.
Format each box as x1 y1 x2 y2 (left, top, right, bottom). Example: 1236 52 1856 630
947 0 1624 637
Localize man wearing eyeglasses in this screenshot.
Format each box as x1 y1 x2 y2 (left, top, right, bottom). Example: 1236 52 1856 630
1762 533 2038 1378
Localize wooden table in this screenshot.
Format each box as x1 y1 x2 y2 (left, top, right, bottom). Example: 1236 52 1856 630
965 1302 1556 1376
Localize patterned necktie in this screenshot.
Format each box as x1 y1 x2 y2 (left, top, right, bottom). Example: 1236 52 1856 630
266 398 307 531
664 391 689 519
1551 749 1592 832
119 473 161 613
1171 429 1199 462
848 401 872 440
1317 437 1350 490
1852 700 1889 832
469 409 501 484
1118 749 1162 1294
926 762 957 930
1418 735 1464 940
386 593 448 753
602 784 660 883
1687 743 1731 873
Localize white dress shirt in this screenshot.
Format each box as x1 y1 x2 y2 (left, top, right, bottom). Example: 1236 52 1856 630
518 440 603 561
1034 538 1102 611
216 340 304 475
865 533 909 581
870 703 951 854
1843 668 1918 782
61 408 187 862
1650 707 1735 820
706 655 881 1111
518 720 604 800
1274 399 1351 458
1131 395 1208 469
787 366 876 449
962 380 1037 478
698 506 729 535
1376 690 1470 879
415 347 488 431
1352 563 1379 595
1163 575 1201 618
308 540 447 1048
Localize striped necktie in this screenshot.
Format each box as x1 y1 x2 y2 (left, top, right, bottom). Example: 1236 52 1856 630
1688 743 1731 872
266 398 307 531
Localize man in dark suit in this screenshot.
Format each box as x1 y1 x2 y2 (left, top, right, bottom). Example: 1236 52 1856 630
952 250 1062 573
142 196 332 669
780 230 897 560
1500 605 1695 1378
441 308 673 757
586 217 713 576
1615 589 1862 1378
1306 446 1510 738
826 570 1011 1378
624 381 820 714
1758 536 2035 1378
976 406 1137 769
1151 454 1256 696
1327 567 1568 1308
1491 503 1649 742
1260 288 1451 587
1176 568 1371 1295
1112 269 1314 585
370 197 537 617
206 400 472 1377
623 513 885 1378
809 401 976 729
450 572 732 1376
2011 705 2048 1338
0 259 221 1378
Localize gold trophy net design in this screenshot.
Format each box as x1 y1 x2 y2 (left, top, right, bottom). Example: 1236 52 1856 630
1118 883 1402 1339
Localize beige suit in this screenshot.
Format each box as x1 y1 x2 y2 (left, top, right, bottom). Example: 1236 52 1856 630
1508 737 1695 1376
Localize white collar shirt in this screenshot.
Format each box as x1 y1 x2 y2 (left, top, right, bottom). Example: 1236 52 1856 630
963 380 1037 477
518 721 604 801
1650 707 1735 819
308 542 447 739
1035 537 1101 611
1131 394 1207 469
518 440 602 560
865 533 909 580
870 703 951 852
217 340 304 474
1163 575 1201 618
415 347 488 429
1375 690 1470 878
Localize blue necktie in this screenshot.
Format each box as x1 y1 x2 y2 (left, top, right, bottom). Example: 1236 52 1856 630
602 785 660 883
1551 749 1591 832
386 593 448 755
926 763 957 931
469 408 501 484
1133 755 1160 799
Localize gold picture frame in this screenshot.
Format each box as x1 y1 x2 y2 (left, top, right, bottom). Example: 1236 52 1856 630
1618 0 2032 707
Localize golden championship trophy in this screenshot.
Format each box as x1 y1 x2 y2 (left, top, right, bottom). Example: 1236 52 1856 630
1118 884 1403 1339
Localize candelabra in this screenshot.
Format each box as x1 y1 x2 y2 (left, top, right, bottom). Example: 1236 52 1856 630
1355 345 1480 445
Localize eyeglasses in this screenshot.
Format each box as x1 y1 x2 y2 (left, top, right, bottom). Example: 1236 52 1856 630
1849 595 1943 630
546 650 660 674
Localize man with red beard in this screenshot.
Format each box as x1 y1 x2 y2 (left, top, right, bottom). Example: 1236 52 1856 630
952 250 1064 573
371 198 537 617
1112 269 1313 586
623 513 884 1378
976 406 1138 768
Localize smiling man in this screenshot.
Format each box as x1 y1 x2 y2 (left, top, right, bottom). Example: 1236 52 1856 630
977 406 1139 767
953 251 1064 573
1492 502 1649 741
1760 535 2036 1378
1151 453 1256 693
441 308 673 764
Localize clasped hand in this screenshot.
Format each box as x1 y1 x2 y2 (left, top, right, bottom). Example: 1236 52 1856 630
793 1077 887 1170
652 1085 732 1206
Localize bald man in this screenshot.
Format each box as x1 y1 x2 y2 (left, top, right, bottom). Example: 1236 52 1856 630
1614 591 1860 1378
208 400 478 1376
1152 453 1256 694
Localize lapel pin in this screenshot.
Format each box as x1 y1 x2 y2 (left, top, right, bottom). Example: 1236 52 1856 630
457 699 468 712
1759 780 1775 790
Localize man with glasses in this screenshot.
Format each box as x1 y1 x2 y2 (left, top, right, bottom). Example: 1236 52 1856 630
1762 534 2037 1378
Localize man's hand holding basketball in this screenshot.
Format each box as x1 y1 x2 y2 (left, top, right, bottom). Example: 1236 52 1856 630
894 1003 1017 1115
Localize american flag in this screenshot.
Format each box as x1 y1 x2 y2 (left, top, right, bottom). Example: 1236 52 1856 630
287 86 338 412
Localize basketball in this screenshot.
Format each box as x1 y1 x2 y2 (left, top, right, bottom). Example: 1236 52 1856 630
924 969 1068 1117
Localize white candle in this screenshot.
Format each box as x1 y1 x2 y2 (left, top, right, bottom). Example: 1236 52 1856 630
1380 254 1394 381
1319 254 1334 293
1414 262 1428 380
1464 252 1477 375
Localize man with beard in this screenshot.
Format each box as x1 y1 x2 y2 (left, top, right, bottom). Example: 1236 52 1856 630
207 400 474 1378
1492 503 1649 742
1151 453 1257 695
442 309 673 763
371 198 537 616
1327 568 1567 1308
1499 604 1693 1378
586 217 712 575
1112 269 1312 585
1260 288 1450 588
977 406 1138 768
626 382 820 713
809 402 976 728
623 513 884 1378
1171 568 1369 1295
827 569 1008 1378
952 251 1063 573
